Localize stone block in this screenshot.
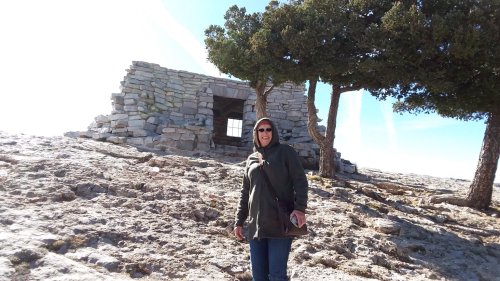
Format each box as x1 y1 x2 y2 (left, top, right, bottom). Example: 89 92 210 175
160 140 176 148
124 105 138 112
144 136 156 147
109 114 128 121
170 111 183 117
111 128 127 133
112 96 124 105
180 107 197 115
155 97 166 105
245 112 257 120
134 70 155 78
107 136 127 144
111 92 125 98
95 115 109 123
137 106 148 113
140 84 155 92
197 132 210 142
287 110 303 118
177 140 194 150
127 138 145 146
162 127 176 133
129 129 148 137
168 82 185 91
92 132 110 141
183 101 197 108
124 99 136 105
113 104 124 111
163 133 181 140
152 78 167 87
180 133 196 141
198 108 212 115
196 143 210 151
147 116 159 124
128 119 145 127
124 93 140 99
99 127 111 134
199 96 213 102
204 119 213 127
144 123 157 132
153 103 169 111
235 90 250 100
278 120 293 131
111 119 127 128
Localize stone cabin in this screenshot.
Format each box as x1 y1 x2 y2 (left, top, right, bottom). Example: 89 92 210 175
76 61 326 169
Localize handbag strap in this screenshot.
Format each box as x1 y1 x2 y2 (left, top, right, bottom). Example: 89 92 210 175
259 165 280 201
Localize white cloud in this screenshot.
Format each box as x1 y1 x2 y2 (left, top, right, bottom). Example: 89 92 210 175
144 0 222 77
380 99 398 153
336 90 363 160
0 0 222 136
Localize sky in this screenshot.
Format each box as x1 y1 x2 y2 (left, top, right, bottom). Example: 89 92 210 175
0 0 497 182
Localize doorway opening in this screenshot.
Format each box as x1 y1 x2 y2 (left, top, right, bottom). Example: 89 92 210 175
213 96 244 146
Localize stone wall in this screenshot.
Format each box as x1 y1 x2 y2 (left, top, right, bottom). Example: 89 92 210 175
74 61 323 168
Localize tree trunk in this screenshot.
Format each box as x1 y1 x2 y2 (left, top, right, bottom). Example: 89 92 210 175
323 85 341 177
305 78 342 178
306 78 326 176
254 81 268 120
466 112 500 209
319 145 334 177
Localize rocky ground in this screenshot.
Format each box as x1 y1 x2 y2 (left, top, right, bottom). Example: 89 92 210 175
0 131 499 281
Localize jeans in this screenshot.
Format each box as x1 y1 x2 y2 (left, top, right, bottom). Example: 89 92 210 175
249 238 293 281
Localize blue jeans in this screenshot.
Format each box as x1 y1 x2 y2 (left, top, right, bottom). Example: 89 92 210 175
249 238 293 281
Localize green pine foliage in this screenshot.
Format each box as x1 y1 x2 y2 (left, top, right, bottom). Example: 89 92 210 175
367 0 500 121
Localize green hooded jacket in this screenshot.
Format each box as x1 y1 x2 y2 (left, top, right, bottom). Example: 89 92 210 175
235 117 309 238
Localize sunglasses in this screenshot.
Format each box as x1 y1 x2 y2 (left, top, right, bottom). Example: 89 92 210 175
257 128 272 132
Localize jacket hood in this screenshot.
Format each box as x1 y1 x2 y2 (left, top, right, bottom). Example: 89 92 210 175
253 117 280 150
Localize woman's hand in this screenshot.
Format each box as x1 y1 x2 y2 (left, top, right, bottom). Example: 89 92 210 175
234 226 244 240
291 210 306 228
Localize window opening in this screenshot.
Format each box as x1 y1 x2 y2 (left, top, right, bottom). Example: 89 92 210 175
227 118 242 137
212 95 244 146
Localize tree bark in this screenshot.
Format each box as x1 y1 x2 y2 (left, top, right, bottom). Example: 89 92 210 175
254 81 274 120
305 78 341 178
466 112 500 209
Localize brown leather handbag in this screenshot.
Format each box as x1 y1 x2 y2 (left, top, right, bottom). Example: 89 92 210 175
260 166 308 237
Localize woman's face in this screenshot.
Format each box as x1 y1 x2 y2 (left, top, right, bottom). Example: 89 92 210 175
257 123 273 148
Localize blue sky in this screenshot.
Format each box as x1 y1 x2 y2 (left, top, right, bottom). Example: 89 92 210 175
0 0 496 182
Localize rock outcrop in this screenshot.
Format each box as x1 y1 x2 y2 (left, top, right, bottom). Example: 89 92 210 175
1 131 499 281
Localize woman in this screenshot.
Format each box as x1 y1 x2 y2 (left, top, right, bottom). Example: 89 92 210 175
234 117 308 281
